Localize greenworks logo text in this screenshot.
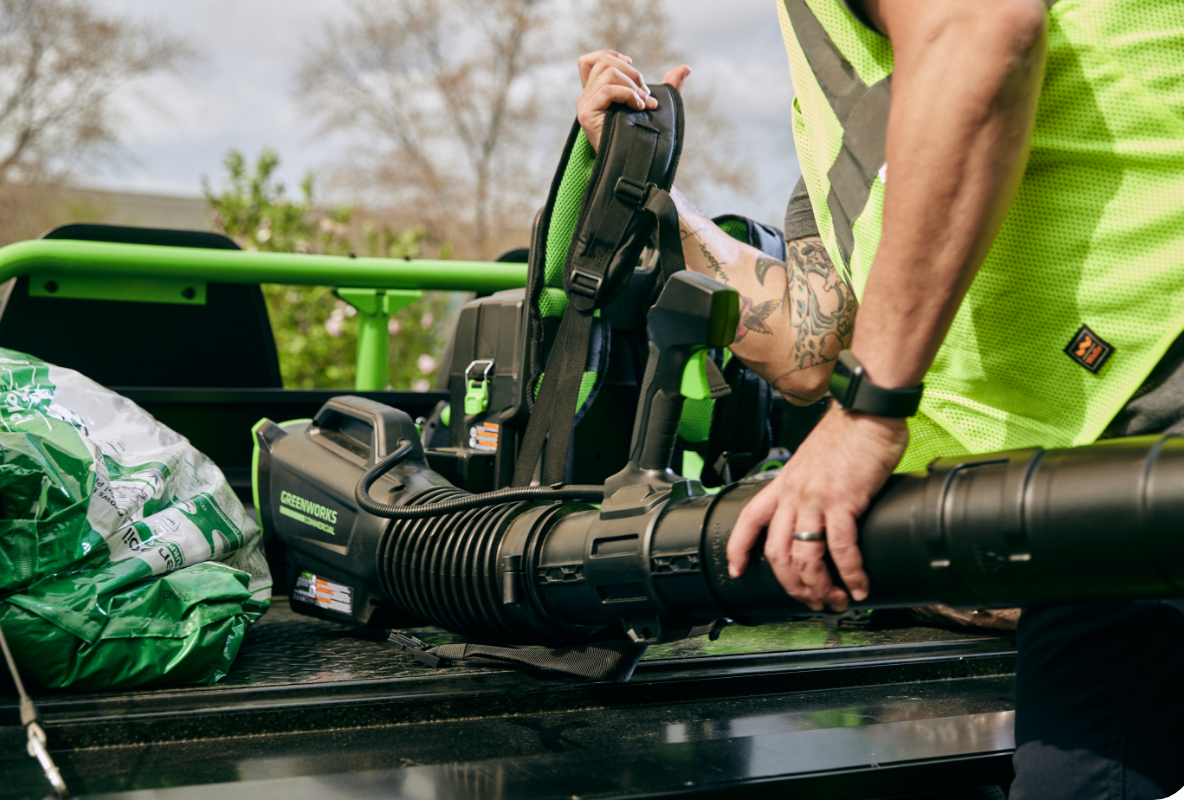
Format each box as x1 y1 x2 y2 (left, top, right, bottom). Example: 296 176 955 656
280 491 338 524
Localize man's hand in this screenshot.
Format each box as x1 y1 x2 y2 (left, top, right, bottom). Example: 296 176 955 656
727 407 907 611
576 50 691 152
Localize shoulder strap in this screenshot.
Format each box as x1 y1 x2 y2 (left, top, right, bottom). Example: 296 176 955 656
513 85 685 487
389 630 646 682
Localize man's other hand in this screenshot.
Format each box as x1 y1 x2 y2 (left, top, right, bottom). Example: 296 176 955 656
727 407 908 611
576 50 691 152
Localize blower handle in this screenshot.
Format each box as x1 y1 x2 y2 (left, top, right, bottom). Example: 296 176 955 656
611 272 738 492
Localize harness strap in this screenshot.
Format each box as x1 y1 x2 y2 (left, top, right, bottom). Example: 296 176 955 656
704 356 730 398
568 122 660 303
512 307 596 486
643 186 686 284
512 184 690 487
514 101 683 488
390 631 646 682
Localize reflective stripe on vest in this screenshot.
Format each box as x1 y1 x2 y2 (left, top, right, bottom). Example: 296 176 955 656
783 0 889 270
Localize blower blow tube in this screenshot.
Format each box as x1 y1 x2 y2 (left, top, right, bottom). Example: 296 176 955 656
253 393 1184 647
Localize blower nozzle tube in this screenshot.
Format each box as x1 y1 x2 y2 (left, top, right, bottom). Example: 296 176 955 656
254 396 1184 648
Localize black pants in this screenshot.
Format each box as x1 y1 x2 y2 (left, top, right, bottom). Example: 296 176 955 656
1010 599 1184 799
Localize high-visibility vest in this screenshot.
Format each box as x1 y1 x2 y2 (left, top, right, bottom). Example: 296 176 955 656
779 0 1184 470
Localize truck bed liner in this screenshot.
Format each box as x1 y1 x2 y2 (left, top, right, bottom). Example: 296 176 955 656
2 606 1015 799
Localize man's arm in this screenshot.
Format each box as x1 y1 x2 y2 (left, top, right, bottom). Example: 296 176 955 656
574 51 855 405
849 0 1048 392
673 188 854 404
729 0 1050 611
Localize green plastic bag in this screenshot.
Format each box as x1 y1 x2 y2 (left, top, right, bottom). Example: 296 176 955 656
0 348 271 690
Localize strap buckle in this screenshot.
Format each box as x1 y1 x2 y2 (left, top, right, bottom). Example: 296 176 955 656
387 631 444 667
614 176 650 208
463 359 495 415
568 268 603 302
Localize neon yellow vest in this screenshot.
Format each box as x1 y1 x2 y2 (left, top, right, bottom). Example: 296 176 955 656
779 0 1184 471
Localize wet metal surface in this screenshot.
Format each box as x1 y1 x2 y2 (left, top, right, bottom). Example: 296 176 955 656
78 711 1015 800
1 606 1017 799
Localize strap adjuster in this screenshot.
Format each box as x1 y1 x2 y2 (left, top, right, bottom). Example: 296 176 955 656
388 631 444 667
569 268 603 301
614 176 650 208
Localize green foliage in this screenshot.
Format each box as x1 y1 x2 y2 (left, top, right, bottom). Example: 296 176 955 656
204 148 453 390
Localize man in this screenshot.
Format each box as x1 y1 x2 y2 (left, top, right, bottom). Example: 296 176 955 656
576 1 1184 797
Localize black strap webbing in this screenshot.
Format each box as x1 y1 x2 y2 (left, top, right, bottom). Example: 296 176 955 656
704 357 731 399
575 122 659 268
391 632 647 682
512 187 688 488
515 117 685 488
512 307 595 486
643 187 686 284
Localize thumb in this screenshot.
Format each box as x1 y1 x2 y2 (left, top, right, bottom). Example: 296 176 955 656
661 65 692 93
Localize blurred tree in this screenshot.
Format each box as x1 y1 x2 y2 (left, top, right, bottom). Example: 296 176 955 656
204 148 453 391
296 0 553 256
573 0 750 199
0 0 193 186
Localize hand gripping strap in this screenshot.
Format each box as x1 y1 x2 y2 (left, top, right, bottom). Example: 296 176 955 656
513 86 685 487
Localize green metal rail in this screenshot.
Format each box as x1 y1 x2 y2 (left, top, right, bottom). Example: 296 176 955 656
0 239 529 390
0 239 526 292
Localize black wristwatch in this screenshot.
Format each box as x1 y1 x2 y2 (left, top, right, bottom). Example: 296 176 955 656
828 350 923 418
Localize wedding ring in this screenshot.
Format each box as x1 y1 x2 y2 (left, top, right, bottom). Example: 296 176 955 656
792 530 825 542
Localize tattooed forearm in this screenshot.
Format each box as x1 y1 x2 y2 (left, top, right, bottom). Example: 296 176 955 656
734 296 780 343
754 256 787 286
776 236 855 384
695 240 730 284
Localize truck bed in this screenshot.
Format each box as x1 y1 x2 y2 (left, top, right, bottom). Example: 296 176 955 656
2 604 1016 799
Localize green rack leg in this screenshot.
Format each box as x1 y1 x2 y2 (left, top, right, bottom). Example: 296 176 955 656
337 288 422 391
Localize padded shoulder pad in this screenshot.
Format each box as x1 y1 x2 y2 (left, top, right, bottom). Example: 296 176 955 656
713 214 788 262
564 84 684 311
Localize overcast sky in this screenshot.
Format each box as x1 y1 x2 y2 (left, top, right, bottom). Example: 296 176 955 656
87 0 801 227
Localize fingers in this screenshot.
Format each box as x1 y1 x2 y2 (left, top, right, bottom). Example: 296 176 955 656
578 50 630 87
661 65 692 92
591 83 650 113
764 493 817 609
792 505 852 612
585 62 655 109
727 478 780 577
584 53 649 96
576 52 657 151
826 513 868 602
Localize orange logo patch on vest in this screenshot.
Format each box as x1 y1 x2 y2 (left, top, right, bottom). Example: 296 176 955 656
1065 325 1113 374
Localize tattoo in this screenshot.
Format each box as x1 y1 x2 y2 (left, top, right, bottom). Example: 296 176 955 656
695 240 730 284
734 296 780 342
754 256 787 286
676 190 732 282
773 236 855 388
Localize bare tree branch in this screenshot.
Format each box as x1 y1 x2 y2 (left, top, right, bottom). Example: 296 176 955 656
0 0 195 185
297 0 553 253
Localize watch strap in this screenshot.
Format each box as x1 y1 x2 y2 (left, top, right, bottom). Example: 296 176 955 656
829 351 923 418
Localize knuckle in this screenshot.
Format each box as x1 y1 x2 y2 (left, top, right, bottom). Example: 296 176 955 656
765 544 791 567
787 588 816 606
828 540 857 557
